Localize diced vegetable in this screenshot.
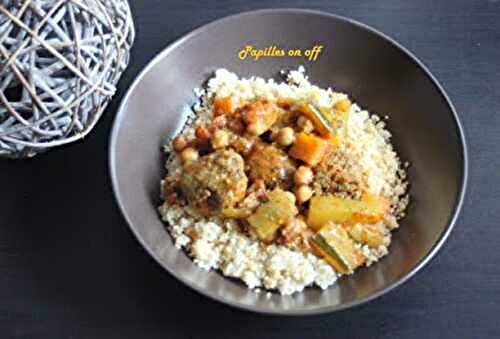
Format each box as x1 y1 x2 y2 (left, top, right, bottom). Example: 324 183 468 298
298 102 348 142
213 96 243 116
310 222 365 274
244 101 279 135
345 223 386 248
298 102 334 136
247 189 298 242
289 132 331 166
307 194 390 230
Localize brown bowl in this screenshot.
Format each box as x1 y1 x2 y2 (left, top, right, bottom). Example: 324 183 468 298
109 9 467 315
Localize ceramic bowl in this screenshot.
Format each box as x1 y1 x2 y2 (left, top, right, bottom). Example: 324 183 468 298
109 9 467 315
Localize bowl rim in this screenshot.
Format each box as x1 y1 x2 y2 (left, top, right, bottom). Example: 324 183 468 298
109 8 469 316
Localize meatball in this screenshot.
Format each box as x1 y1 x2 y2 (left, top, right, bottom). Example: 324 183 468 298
179 149 248 215
246 143 296 189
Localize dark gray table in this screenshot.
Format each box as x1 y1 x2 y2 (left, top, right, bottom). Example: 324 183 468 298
1 1 499 338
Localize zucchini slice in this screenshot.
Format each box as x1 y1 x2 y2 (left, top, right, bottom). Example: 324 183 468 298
297 102 346 139
311 223 365 274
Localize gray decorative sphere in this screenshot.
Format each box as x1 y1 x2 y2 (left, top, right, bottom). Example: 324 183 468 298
0 0 135 158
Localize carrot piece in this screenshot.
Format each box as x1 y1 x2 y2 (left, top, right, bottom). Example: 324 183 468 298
289 132 331 166
213 96 243 116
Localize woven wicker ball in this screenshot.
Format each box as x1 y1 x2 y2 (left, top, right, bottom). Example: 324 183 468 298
0 0 135 158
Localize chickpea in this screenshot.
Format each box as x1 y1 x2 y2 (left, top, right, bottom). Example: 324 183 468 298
277 127 295 146
297 115 314 133
195 125 211 142
172 134 187 152
295 185 313 204
180 147 199 163
294 166 314 185
211 129 230 149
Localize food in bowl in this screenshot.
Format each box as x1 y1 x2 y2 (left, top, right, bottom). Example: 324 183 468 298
158 67 409 295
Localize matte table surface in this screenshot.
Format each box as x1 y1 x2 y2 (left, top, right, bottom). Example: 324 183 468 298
1 0 499 338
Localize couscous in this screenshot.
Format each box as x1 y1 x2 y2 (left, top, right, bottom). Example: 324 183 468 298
158 67 409 295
